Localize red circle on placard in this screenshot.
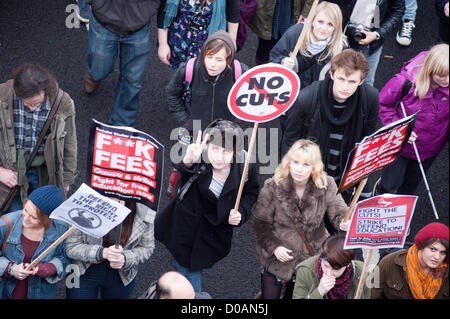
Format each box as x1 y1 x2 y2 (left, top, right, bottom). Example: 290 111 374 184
227 64 300 123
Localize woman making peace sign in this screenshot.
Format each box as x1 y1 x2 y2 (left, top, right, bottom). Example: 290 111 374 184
155 120 259 292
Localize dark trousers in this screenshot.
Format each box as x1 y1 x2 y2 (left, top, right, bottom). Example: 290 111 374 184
256 37 281 65
66 263 137 299
380 155 437 195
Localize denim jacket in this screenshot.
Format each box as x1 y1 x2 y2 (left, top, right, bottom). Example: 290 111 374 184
0 211 70 299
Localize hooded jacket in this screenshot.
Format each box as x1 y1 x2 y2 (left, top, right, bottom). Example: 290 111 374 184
379 51 449 161
166 30 248 131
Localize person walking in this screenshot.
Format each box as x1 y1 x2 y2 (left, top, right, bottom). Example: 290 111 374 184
83 0 161 127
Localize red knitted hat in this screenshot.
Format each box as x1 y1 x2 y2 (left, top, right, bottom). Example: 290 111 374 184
414 223 449 246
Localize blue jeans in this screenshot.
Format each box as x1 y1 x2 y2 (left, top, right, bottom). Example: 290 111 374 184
77 0 90 19
87 10 151 127
66 262 137 299
6 168 39 213
363 45 383 86
403 0 418 22
173 259 203 293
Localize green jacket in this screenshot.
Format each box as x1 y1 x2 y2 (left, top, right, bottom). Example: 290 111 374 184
0 79 78 201
248 0 315 40
293 255 371 299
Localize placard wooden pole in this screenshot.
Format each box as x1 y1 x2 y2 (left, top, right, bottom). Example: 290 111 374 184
114 200 126 248
233 122 259 213
25 225 77 271
342 177 368 223
354 248 374 299
289 0 319 60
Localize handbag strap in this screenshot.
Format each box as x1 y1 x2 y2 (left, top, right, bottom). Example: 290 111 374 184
178 169 202 201
1 216 12 256
25 89 64 171
295 226 314 257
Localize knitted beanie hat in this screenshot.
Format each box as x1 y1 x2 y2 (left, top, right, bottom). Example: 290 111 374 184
414 223 449 246
27 185 63 216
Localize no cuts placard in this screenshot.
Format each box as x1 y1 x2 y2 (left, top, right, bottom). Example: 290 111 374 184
227 63 300 123
86 120 164 211
344 194 418 249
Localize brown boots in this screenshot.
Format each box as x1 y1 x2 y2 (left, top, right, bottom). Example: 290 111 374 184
84 70 100 94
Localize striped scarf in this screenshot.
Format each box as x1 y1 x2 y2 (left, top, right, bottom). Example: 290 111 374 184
406 245 447 299
316 256 354 299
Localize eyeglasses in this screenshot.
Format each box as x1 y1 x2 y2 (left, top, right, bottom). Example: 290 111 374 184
21 92 46 109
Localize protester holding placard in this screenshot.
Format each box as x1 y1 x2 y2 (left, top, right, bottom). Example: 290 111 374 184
376 44 449 196
292 234 370 299
65 200 156 299
281 49 380 206
0 64 78 214
250 140 349 299
0 185 69 299
372 223 449 299
155 120 259 292
270 1 347 89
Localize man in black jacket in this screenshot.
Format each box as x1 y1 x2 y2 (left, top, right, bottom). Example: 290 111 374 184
281 49 380 205
83 0 161 127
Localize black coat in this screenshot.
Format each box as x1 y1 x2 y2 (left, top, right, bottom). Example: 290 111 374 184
154 152 259 271
166 58 248 132
435 0 449 43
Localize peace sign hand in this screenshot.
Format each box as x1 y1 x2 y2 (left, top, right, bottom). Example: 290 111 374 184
183 131 209 168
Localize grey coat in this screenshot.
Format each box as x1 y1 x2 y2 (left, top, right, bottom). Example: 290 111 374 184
65 203 156 286
250 175 348 281
0 79 78 200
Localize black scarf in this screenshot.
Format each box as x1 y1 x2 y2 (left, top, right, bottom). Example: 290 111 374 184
308 74 365 180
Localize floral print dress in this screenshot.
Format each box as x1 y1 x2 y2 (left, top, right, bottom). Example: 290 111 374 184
168 0 214 70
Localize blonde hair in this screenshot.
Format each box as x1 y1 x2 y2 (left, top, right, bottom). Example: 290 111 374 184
274 139 328 189
298 1 347 63
414 43 449 99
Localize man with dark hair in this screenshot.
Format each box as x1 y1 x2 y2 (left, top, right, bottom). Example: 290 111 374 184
281 49 380 205
0 64 77 214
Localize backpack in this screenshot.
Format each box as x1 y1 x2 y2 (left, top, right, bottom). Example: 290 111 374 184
183 57 243 102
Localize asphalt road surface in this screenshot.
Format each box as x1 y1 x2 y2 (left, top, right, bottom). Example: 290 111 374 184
0 0 448 299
